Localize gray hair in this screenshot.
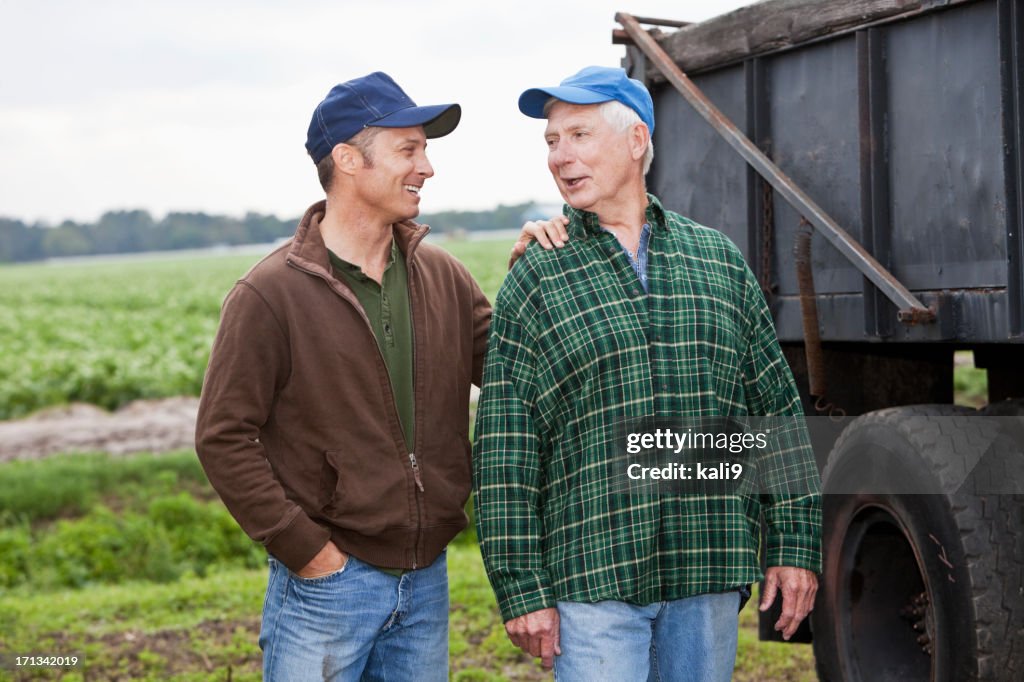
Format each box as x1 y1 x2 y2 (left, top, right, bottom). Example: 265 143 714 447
543 98 654 175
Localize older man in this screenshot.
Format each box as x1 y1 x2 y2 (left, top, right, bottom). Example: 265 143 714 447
196 72 562 682
473 66 822 680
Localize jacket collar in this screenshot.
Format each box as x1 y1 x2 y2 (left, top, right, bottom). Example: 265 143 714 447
287 200 430 276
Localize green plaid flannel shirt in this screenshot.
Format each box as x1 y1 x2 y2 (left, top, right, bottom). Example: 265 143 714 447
473 195 822 622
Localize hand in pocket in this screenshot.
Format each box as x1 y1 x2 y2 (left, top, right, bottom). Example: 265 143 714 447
297 541 348 578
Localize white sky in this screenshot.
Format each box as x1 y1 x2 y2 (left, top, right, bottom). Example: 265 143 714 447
0 0 749 224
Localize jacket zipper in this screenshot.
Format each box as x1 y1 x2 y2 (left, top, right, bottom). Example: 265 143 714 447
288 228 430 571
408 260 423 570
408 453 425 491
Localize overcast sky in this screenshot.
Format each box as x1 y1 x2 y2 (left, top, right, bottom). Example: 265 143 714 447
0 0 749 225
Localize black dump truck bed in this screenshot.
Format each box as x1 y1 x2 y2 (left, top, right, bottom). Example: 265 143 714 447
616 3 1024 680
626 0 1023 346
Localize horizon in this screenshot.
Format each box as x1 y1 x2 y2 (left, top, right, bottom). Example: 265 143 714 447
1 198 565 229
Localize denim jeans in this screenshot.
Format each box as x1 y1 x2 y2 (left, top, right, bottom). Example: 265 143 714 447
554 591 741 682
259 550 448 682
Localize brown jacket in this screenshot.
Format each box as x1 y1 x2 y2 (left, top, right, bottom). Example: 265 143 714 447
195 201 491 572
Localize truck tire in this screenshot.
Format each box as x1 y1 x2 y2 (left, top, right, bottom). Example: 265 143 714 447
811 404 1024 682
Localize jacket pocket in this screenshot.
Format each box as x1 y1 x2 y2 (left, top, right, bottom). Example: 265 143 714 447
318 450 345 515
317 449 405 533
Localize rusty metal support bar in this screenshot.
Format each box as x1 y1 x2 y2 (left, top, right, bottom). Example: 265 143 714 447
795 227 826 397
632 16 692 28
613 17 692 45
612 29 636 45
616 11 935 325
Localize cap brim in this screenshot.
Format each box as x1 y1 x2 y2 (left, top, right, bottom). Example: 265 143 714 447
518 86 612 118
372 103 461 138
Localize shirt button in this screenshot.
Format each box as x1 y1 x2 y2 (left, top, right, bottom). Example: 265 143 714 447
631 288 640 297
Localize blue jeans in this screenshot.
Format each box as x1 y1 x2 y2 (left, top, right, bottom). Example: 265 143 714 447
554 591 741 682
259 550 448 682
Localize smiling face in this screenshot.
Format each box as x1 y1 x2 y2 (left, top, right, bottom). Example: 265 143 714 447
544 101 646 216
349 125 434 224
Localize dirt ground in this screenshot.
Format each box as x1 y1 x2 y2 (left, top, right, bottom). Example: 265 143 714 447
0 397 200 462
0 388 481 462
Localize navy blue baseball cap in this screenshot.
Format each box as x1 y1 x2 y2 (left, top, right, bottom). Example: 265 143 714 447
306 72 461 164
518 66 655 135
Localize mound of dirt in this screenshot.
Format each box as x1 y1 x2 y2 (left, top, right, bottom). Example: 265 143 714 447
0 397 200 462
0 388 481 462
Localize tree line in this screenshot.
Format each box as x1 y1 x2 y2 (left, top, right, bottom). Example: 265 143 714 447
0 202 542 263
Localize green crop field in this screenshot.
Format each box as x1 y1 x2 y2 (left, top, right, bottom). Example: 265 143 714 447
0 239 514 420
0 237 986 419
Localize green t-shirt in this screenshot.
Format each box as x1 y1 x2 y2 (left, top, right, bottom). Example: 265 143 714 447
328 240 415 451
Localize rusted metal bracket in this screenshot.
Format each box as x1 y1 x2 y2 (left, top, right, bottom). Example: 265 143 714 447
613 16 691 45
795 223 826 397
613 28 645 45
629 16 691 28
616 11 935 325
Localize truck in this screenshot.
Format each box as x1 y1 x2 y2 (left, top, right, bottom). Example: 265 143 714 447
614 0 1023 679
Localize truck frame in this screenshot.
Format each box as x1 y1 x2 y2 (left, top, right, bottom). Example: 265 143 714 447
616 1 1024 679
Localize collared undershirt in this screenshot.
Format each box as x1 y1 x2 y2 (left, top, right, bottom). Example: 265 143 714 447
328 240 414 578
605 222 652 292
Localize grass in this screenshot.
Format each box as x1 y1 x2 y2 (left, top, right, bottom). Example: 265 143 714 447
0 450 816 681
0 548 524 681
0 543 815 682
0 452 263 591
0 568 265 681
0 496 264 591
736 595 817 682
442 238 515 303
954 350 988 408
0 451 212 527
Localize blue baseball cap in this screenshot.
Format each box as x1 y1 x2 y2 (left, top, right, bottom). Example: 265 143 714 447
306 72 461 164
518 66 655 135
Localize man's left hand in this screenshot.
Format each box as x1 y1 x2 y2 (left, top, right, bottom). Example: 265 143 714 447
759 566 818 640
504 607 561 670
